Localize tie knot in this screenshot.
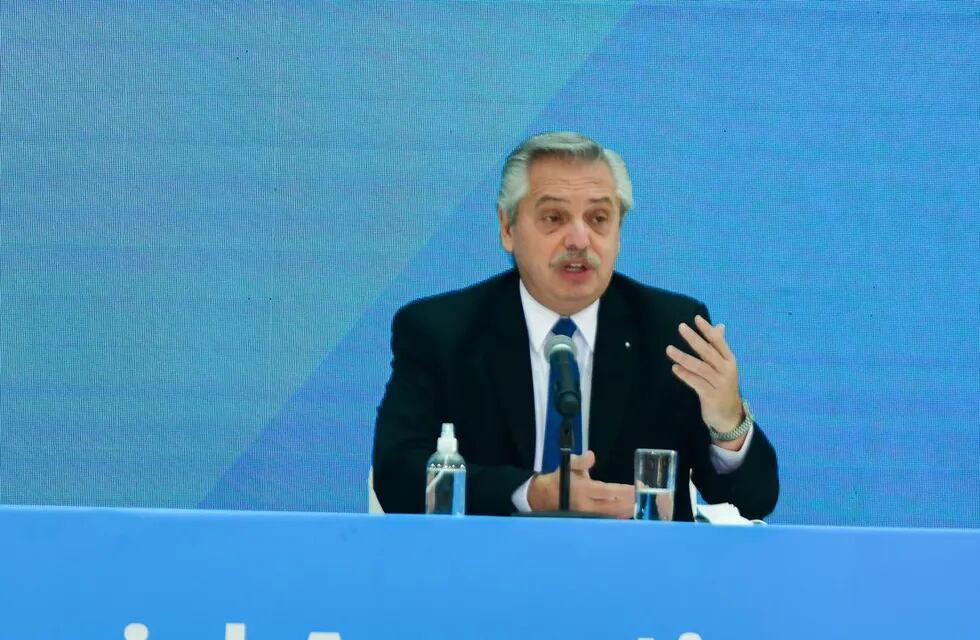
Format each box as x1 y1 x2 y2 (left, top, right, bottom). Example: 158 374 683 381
551 317 577 338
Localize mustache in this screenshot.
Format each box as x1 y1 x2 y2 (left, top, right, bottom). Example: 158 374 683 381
550 249 601 269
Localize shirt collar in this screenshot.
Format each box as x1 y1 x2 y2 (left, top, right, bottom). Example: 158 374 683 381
518 279 599 356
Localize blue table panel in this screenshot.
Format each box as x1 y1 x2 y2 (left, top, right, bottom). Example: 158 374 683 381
0 506 976 639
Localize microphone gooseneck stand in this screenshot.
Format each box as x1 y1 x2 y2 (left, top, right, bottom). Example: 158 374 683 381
559 415 573 511
518 388 609 519
515 332 610 518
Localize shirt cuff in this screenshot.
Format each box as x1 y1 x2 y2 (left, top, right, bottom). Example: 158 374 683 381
511 477 533 513
709 423 755 474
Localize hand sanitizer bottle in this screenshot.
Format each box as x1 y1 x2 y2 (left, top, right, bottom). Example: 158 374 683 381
425 423 466 515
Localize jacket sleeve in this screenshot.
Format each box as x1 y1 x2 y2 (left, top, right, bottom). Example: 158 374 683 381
691 421 780 520
372 305 533 515
372 305 442 514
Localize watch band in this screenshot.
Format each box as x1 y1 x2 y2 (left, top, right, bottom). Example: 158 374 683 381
707 400 753 442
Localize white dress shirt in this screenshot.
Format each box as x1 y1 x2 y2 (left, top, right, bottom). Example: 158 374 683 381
511 280 754 512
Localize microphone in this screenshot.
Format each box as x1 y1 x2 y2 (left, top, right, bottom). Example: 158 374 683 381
544 334 580 417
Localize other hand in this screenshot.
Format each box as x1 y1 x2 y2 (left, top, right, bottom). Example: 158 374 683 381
528 450 634 518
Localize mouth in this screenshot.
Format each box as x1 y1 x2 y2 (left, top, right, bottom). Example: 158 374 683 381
556 259 595 280
550 251 601 278
561 261 590 274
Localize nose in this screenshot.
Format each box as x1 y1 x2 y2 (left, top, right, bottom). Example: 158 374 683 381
564 216 590 251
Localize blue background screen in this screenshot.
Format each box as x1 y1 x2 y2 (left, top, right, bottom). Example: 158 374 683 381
2 2 977 527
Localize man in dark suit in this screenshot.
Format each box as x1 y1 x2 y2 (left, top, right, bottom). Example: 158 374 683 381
373 132 778 520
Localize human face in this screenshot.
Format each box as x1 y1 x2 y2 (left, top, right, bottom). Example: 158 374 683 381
498 155 621 316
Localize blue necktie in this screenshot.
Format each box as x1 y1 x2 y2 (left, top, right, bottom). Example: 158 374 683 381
542 318 583 473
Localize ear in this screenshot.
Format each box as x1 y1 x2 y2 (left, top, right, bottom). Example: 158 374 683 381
498 206 514 253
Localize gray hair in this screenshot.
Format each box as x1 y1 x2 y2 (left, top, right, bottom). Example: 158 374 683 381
496 131 633 226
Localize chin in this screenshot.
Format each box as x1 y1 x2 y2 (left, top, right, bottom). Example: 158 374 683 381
559 290 603 312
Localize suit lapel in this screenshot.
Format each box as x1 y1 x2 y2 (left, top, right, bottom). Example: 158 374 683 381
480 272 536 469
589 278 640 477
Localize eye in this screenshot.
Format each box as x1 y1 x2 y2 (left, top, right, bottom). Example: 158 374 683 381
589 210 612 229
537 210 565 230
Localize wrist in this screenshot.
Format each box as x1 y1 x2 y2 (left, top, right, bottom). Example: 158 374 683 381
714 406 745 433
713 431 748 451
707 400 754 443
527 473 556 511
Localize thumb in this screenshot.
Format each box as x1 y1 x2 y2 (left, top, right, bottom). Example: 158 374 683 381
570 450 596 472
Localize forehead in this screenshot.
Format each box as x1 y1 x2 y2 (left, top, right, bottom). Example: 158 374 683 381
525 155 616 201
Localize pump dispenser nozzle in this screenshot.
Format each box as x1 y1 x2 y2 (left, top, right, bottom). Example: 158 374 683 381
437 422 458 454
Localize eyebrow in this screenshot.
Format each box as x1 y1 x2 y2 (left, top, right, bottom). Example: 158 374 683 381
533 195 568 207
533 195 615 207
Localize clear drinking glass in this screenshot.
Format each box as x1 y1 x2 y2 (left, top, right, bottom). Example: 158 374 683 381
634 449 677 521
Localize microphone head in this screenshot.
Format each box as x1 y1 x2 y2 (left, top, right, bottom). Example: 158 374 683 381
544 334 577 359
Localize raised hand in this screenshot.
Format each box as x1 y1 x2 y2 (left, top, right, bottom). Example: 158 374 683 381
666 315 746 446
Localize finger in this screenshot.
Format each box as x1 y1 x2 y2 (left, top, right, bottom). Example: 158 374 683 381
715 324 735 360
581 479 634 503
584 498 635 519
592 480 636 503
678 322 725 369
666 344 719 384
581 483 636 519
694 315 735 361
569 450 596 472
670 363 714 395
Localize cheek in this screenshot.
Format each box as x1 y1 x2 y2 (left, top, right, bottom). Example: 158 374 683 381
536 239 561 262
607 235 621 258
596 236 617 256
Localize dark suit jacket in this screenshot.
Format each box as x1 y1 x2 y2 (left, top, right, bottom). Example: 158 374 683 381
373 270 778 520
